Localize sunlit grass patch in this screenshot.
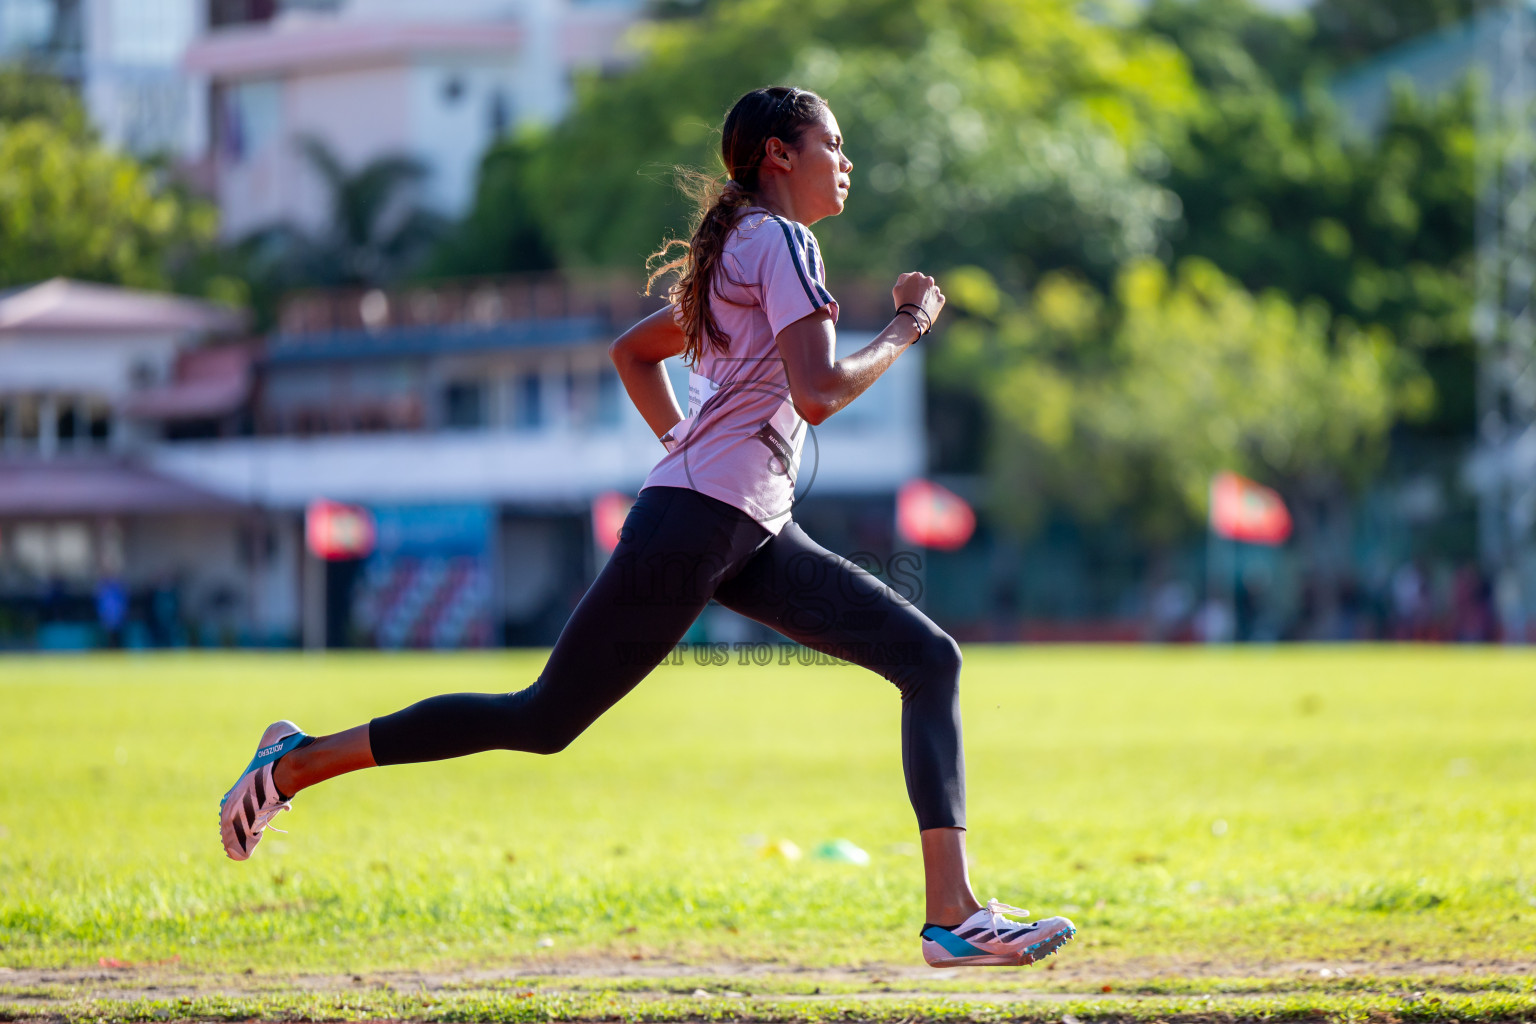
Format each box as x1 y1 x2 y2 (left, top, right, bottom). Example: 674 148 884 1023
1 647 1533 972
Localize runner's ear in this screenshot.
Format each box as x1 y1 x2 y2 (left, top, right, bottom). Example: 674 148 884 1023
762 136 794 174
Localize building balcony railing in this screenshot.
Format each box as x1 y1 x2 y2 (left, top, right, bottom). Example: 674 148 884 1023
277 272 902 339
278 274 666 338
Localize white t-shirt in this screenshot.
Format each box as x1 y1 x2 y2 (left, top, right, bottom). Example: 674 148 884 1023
642 209 839 533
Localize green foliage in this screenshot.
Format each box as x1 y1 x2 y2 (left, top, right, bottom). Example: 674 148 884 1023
1143 0 1482 89
787 26 1192 282
936 259 1429 537
2 649 1534 971
1128 0 1317 93
442 0 1197 282
0 118 219 291
426 134 557 278
0 69 245 305
0 65 89 136
1145 0 1478 433
1160 77 1476 355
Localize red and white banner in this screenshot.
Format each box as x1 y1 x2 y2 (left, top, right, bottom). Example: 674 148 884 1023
591 491 635 555
306 499 377 560
896 479 976 552
1209 472 1291 545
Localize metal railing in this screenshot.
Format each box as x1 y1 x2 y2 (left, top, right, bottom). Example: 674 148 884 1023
278 275 667 337
277 273 900 338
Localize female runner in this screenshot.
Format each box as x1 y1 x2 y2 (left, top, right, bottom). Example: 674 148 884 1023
219 86 1075 969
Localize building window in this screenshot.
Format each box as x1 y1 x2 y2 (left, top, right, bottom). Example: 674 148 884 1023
5 394 113 451
563 368 622 430
443 381 485 430
86 398 111 443
56 399 78 444
209 0 280 29
511 372 541 429
565 369 588 427
111 0 196 65
10 521 94 581
1 394 41 450
488 89 510 137
597 368 621 427
0 0 55 58
219 79 281 163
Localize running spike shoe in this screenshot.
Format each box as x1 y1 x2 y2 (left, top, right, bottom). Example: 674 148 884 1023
921 899 1076 967
219 720 309 861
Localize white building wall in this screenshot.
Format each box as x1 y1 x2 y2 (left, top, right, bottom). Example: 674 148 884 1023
118 513 302 641
217 64 417 239
287 63 417 228
214 56 533 239
0 333 180 393
124 514 245 631
81 0 205 157
511 0 563 124
191 0 646 239
252 514 303 638
349 0 528 17
407 57 520 216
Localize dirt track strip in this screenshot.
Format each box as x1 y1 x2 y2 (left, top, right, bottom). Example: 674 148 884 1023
3 957 1534 1003
6 967 1536 1024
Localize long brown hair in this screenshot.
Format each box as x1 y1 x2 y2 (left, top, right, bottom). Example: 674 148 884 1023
646 86 828 367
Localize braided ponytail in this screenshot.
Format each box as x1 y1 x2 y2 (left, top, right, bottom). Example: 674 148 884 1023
645 86 827 367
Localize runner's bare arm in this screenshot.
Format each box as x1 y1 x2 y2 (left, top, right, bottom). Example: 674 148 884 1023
610 306 688 439
778 272 944 426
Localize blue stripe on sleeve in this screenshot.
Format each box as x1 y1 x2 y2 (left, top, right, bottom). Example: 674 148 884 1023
768 215 822 310
789 221 835 306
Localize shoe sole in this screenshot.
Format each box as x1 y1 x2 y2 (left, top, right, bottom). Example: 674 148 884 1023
924 923 1076 968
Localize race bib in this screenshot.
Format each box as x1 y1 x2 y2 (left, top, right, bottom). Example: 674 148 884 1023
671 370 806 480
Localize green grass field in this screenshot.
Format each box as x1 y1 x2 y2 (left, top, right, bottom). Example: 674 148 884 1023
2 647 1534 1022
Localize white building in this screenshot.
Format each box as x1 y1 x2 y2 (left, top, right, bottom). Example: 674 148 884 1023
1 0 644 234
0 279 273 649
0 0 208 155
182 0 644 239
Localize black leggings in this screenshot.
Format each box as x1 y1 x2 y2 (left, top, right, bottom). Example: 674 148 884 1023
369 485 965 829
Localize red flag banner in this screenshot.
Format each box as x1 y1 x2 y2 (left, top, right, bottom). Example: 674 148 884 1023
1209 472 1292 545
592 491 635 555
306 499 377 560
897 479 976 552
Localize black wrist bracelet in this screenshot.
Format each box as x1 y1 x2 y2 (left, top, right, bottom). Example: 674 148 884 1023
897 303 932 336
894 308 924 340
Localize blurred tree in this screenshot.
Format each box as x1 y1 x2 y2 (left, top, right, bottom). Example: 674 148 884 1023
0 118 219 291
1145 0 1477 434
1141 0 1482 88
425 136 557 278
246 136 447 289
0 66 90 137
441 0 1198 286
1132 0 1315 91
935 259 1431 540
